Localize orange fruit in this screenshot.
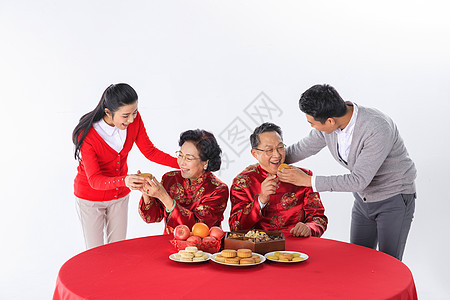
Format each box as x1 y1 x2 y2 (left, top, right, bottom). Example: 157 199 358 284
192 222 209 238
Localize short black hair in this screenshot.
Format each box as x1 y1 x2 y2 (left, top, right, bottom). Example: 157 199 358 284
179 129 222 172
299 84 347 123
250 122 283 149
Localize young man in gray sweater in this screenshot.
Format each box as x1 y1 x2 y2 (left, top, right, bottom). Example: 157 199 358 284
278 84 416 261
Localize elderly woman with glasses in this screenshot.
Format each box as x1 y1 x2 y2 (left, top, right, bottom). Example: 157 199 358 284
229 122 328 237
138 129 228 234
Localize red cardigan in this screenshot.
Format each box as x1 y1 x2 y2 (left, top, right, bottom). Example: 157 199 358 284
74 112 179 201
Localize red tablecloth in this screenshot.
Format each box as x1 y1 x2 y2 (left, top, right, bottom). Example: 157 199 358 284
53 235 417 300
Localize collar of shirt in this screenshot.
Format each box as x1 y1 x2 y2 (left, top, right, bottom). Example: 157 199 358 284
335 102 358 136
334 102 358 163
256 165 270 177
97 118 120 136
183 172 209 191
93 118 127 153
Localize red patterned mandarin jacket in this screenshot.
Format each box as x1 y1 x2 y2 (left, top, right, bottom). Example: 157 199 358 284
229 165 327 237
139 171 229 234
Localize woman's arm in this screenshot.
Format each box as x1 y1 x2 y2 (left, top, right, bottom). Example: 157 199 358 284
134 113 179 169
80 140 127 190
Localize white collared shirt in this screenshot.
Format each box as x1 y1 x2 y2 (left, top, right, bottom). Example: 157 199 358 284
93 118 127 153
335 102 358 163
311 102 358 191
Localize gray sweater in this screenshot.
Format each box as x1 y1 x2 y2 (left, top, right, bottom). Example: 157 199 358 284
285 104 417 202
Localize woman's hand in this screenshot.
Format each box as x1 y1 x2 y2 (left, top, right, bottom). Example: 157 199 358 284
125 174 146 190
142 177 174 210
277 168 312 187
290 222 311 237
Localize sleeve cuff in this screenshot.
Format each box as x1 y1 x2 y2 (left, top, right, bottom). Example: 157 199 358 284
165 199 176 213
142 197 154 210
258 197 267 211
311 175 317 192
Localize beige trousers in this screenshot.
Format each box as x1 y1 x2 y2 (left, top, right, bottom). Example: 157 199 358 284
76 194 129 250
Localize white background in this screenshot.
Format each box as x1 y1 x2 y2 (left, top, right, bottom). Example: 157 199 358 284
1 0 449 299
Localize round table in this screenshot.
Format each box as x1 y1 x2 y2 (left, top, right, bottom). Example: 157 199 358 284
53 235 417 300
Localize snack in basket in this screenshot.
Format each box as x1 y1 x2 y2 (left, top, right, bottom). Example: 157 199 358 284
229 230 284 243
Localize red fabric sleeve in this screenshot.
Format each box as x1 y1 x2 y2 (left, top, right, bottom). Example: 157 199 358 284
134 114 179 169
80 140 127 190
302 190 328 237
228 174 263 231
166 183 229 230
138 196 165 224
298 169 327 237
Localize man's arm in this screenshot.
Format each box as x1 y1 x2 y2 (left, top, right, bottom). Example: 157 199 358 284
285 129 326 164
228 174 264 231
301 191 328 237
315 122 395 193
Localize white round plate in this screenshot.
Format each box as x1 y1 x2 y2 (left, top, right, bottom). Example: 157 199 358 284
264 251 309 263
169 252 211 263
211 252 266 267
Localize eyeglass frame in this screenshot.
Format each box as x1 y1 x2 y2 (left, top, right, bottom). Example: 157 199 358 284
175 150 201 162
253 143 286 156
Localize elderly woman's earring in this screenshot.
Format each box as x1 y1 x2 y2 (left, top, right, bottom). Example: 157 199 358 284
204 164 207 170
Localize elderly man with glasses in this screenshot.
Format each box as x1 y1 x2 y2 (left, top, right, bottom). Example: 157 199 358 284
229 122 328 237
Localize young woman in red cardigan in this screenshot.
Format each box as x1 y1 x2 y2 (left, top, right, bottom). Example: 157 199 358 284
72 83 179 249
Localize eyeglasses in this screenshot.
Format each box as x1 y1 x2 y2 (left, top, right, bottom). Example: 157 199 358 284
253 144 286 156
175 151 200 162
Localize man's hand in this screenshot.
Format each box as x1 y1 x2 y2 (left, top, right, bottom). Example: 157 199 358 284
277 168 312 187
259 175 278 204
290 222 311 237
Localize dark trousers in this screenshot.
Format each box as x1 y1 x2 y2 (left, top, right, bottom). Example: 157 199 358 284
350 192 416 261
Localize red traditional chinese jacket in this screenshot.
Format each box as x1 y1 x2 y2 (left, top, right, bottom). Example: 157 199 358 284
229 165 327 237
139 170 229 234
